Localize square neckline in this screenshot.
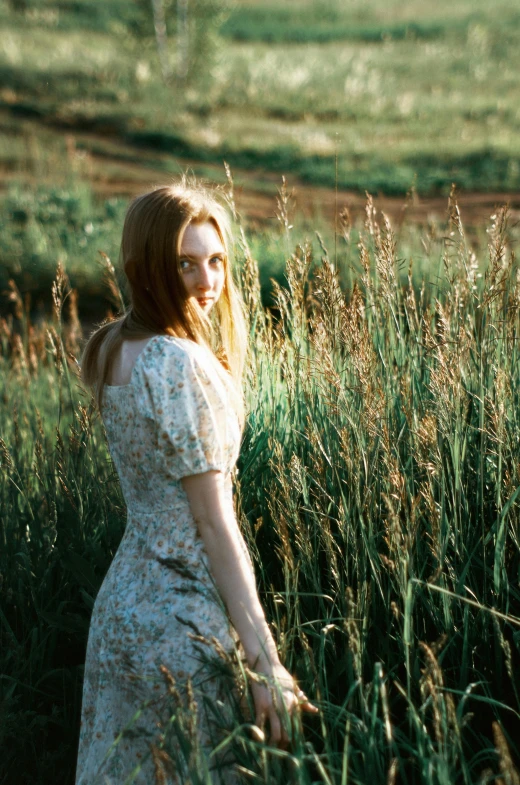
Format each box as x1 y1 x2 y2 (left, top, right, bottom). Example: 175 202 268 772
103 335 192 391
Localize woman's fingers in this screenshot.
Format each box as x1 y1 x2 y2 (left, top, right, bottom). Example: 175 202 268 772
295 690 319 714
279 730 290 750
255 707 267 729
268 709 288 748
300 698 319 713
250 675 318 750
255 705 288 749
249 724 265 743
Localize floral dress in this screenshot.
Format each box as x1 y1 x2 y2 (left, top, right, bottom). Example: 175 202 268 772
75 335 244 785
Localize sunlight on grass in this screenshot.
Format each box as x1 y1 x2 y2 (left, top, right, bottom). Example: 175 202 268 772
1 177 519 783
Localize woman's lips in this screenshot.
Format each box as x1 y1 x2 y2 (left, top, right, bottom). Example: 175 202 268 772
197 297 212 306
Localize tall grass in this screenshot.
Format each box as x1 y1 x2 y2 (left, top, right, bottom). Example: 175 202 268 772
1 187 519 783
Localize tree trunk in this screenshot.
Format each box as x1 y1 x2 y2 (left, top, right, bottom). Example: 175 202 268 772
177 0 189 81
151 0 171 83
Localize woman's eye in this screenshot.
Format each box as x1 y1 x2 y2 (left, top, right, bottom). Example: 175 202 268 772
179 259 190 271
210 256 223 266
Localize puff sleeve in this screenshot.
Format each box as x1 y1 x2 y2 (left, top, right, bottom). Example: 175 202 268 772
140 339 232 481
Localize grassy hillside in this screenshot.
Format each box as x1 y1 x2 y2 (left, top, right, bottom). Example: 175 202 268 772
0 0 519 194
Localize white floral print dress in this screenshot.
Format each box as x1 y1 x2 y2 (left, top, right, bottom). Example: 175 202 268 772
76 336 244 785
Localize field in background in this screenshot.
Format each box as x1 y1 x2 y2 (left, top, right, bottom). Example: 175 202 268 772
1 188 520 783
1 0 520 195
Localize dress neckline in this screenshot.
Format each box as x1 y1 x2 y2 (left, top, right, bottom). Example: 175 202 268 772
104 335 199 391
103 334 234 397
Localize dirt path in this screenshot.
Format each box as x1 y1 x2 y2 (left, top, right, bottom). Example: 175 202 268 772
76 138 520 228
232 182 520 229
51 153 520 230
2 118 520 228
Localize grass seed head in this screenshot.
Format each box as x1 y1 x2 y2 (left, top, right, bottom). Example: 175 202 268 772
492 722 520 785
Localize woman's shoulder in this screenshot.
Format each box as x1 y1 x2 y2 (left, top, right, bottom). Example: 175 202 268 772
139 335 214 378
133 334 241 426
144 335 236 397
150 335 209 361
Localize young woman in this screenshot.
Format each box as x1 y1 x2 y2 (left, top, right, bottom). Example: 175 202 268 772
76 180 317 784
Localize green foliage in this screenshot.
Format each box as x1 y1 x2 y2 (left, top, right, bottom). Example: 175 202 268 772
0 321 126 783
1 185 519 783
0 183 126 318
181 0 234 84
221 5 458 44
1 0 153 35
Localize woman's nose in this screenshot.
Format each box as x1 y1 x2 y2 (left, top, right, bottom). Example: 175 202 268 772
196 263 212 291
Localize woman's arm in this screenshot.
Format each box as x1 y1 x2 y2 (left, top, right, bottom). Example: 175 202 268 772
181 469 317 746
182 470 279 671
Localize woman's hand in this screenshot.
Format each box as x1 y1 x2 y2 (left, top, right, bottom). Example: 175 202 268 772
249 662 318 749
181 471 318 746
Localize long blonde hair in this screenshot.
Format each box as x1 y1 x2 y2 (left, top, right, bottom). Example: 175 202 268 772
81 179 247 420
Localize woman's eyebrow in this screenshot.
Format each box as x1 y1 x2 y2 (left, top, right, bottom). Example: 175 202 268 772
179 251 225 260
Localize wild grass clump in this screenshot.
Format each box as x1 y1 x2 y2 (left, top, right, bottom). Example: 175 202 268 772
0 187 519 783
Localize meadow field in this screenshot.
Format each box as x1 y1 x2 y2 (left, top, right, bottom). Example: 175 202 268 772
1 0 520 783
1 0 520 196
1 174 520 783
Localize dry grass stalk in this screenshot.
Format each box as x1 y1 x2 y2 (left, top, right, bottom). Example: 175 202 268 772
55 427 77 511
98 251 126 312
364 192 380 245
64 288 83 360
223 160 238 223
51 261 70 324
486 205 510 298
344 587 361 678
492 722 520 785
276 175 295 239
151 744 174 785
419 637 457 746
339 205 351 244
0 437 14 474
387 757 399 785
374 212 398 314
238 227 262 324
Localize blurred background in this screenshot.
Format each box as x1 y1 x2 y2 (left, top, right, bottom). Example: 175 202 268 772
0 0 519 317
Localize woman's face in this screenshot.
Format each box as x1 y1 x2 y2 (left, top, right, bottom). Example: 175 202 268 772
179 221 226 314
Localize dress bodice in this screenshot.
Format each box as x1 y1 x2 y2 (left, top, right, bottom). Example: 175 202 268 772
101 335 241 515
